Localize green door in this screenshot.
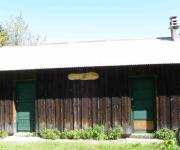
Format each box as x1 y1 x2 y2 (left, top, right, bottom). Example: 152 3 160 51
16 81 36 132
132 78 155 133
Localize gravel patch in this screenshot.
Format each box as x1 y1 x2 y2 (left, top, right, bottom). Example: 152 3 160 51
125 138 163 144
0 136 163 144
54 138 163 144
0 136 46 142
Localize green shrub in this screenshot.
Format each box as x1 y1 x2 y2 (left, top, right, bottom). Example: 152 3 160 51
39 128 60 140
176 128 180 145
91 125 106 140
154 128 176 140
78 126 106 140
105 126 123 140
59 129 68 139
60 128 90 139
157 139 178 150
66 130 80 139
38 125 123 140
0 131 8 138
78 128 93 139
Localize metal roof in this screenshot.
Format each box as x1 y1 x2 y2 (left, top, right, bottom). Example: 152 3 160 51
0 38 180 71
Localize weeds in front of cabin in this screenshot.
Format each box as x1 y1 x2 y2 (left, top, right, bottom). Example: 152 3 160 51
38 128 60 140
38 125 123 140
0 130 8 138
153 128 180 150
153 128 176 140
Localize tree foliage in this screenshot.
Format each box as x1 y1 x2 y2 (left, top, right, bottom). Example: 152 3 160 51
4 14 46 46
0 25 8 46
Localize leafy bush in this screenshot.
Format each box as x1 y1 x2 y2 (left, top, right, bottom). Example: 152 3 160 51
0 131 8 138
78 126 106 140
38 125 123 140
153 128 176 140
91 125 106 140
157 139 178 150
105 126 123 140
60 128 93 139
66 130 80 139
78 128 93 139
59 129 68 139
39 128 60 140
176 128 180 144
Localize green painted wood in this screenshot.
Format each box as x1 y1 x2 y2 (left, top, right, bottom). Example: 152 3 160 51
132 78 155 133
16 81 36 132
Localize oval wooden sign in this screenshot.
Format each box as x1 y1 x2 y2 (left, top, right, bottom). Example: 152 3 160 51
68 72 99 80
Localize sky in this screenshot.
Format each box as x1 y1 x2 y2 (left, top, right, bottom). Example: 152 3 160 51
0 0 180 43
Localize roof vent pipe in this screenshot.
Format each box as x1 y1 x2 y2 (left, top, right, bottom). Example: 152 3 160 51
169 16 179 41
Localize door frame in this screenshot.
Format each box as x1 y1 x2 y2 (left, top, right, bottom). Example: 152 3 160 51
129 75 157 133
13 79 36 132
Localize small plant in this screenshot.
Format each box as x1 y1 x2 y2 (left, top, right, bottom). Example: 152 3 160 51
38 125 123 140
78 128 93 139
59 129 68 139
66 130 80 139
0 131 8 138
157 139 178 150
154 128 176 140
39 128 60 140
176 128 180 145
105 126 123 140
91 125 106 140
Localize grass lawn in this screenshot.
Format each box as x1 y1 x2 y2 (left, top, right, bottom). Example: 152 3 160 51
0 142 179 150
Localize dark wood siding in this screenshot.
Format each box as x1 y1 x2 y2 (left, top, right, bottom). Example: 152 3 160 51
0 72 14 134
0 64 179 133
35 68 131 133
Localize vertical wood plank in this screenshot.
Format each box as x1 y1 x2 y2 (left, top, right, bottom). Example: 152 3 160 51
92 97 98 127
4 100 10 133
8 100 14 134
55 98 64 131
37 99 43 130
159 96 171 129
178 97 180 128
0 100 5 131
46 99 55 128
112 97 122 127
103 97 112 128
73 98 78 129
121 97 131 134
88 98 93 127
156 97 160 130
60 99 64 131
82 98 88 128
55 98 60 130
51 99 56 128
12 99 16 133
35 99 39 132
97 97 103 125
73 98 82 129
64 98 73 129
41 99 47 129
171 96 178 129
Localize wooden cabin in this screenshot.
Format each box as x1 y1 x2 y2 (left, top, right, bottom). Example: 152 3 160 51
0 39 180 134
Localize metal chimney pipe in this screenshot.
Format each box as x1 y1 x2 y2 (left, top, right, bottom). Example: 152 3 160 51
169 16 179 41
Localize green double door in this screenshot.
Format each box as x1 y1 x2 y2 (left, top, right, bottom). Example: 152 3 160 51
131 78 155 133
16 81 36 132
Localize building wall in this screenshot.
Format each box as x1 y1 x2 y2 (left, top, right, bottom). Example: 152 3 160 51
36 68 131 134
0 64 179 134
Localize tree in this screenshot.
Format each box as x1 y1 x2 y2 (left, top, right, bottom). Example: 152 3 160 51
4 14 46 46
0 25 8 46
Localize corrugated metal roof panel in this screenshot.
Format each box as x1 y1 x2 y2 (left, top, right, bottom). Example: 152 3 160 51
0 39 180 71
